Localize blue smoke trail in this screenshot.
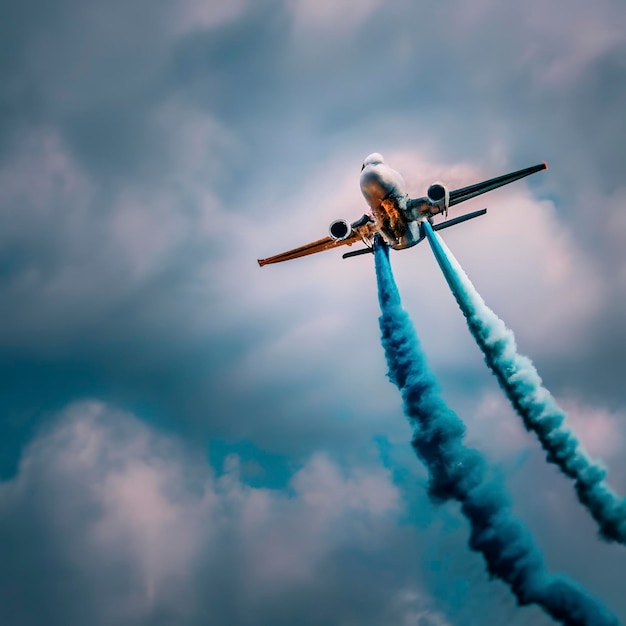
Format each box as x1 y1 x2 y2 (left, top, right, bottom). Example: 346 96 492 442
373 239 619 626
422 221 626 545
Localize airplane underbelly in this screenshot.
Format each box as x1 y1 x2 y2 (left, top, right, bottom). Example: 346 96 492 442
374 196 421 249
388 221 422 249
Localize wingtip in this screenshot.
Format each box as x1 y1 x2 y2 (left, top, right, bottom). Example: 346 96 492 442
542 160 548 170
257 259 265 267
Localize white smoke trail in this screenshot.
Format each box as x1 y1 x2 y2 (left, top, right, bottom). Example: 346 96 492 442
423 221 626 545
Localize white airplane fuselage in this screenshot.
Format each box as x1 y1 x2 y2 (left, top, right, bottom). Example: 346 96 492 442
359 155 423 250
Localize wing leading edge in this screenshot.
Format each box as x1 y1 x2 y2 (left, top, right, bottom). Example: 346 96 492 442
257 216 376 266
449 162 547 207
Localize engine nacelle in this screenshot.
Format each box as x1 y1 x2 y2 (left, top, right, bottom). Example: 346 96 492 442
329 219 352 241
427 183 450 215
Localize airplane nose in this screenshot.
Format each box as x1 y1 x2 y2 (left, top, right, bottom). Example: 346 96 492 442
360 169 384 203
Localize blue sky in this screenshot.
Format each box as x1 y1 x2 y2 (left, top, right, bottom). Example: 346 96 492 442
1 0 625 624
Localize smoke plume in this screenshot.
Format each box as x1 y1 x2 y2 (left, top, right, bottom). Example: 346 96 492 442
422 221 626 545
374 238 619 625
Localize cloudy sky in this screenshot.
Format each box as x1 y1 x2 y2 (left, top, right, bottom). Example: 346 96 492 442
1 0 625 624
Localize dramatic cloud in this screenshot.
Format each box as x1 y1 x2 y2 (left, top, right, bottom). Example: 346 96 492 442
0 402 441 626
1 0 626 623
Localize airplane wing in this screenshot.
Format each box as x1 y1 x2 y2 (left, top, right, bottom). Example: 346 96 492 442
257 215 376 266
449 162 547 207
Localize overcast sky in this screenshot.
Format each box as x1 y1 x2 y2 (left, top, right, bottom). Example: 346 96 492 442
1 0 625 624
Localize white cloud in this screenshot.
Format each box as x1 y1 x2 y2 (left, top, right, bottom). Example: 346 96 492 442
558 399 626 463
470 390 532 457
446 0 625 87
171 0 249 37
288 0 383 33
0 104 242 345
388 588 454 626
468 388 626 491
523 0 625 86
598 188 626 287
0 128 92 245
0 401 420 625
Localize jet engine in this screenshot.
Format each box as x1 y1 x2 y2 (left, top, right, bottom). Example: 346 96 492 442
427 183 450 215
329 219 352 241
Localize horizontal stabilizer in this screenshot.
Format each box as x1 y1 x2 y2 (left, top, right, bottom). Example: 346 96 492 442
433 208 487 231
342 247 374 260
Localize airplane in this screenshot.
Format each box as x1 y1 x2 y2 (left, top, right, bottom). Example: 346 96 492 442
257 153 547 266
